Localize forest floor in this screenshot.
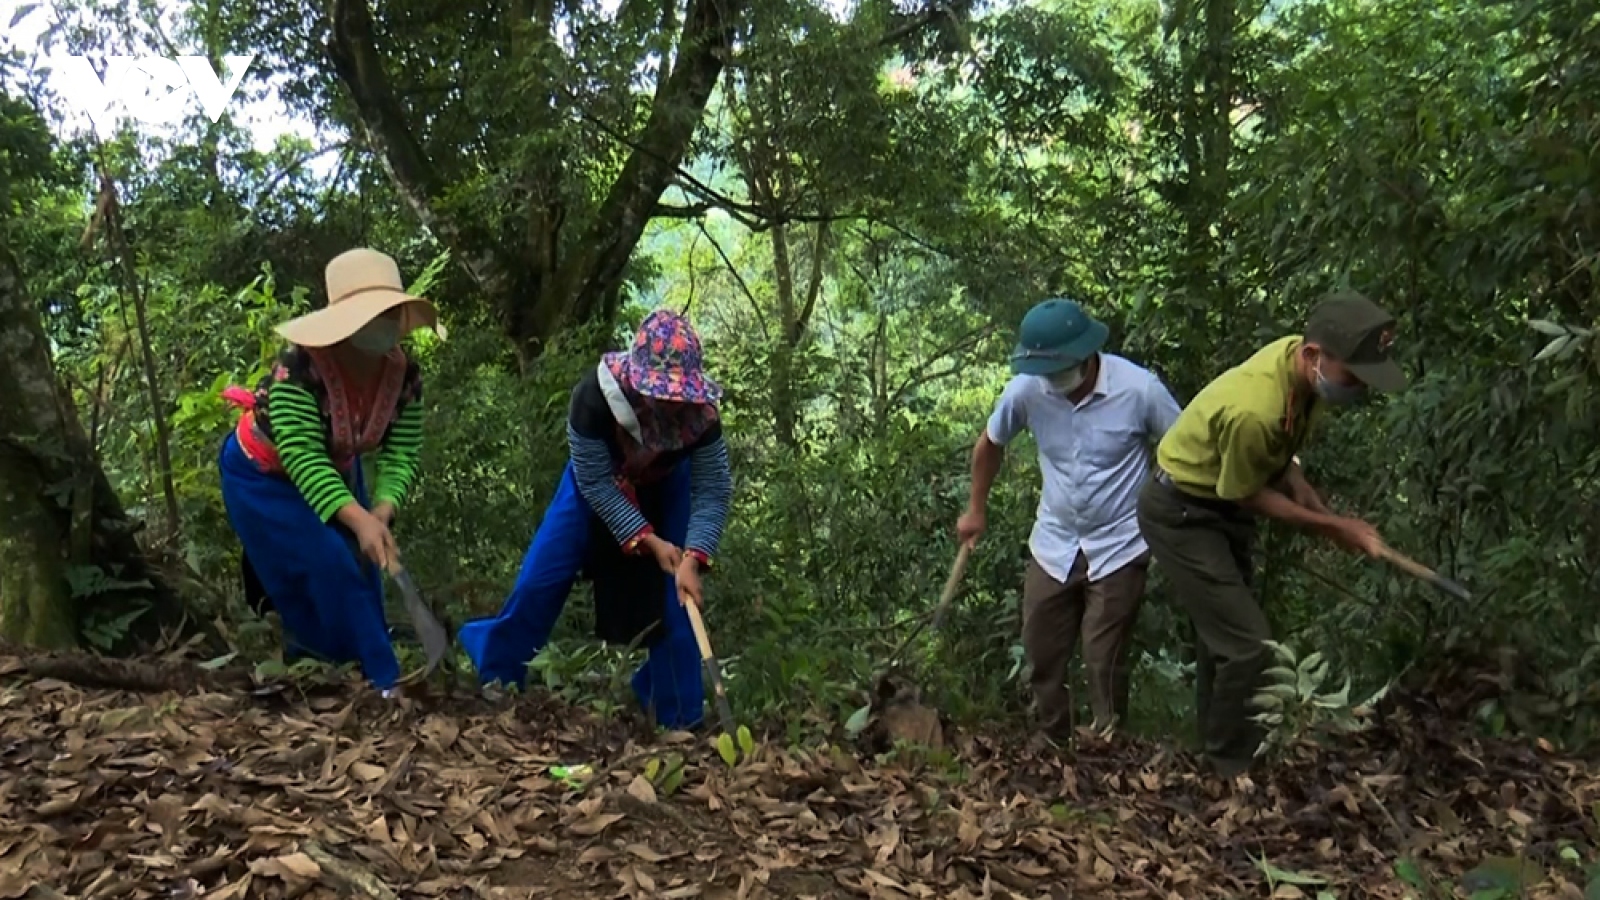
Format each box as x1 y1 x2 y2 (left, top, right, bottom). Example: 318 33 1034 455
1 649 1598 900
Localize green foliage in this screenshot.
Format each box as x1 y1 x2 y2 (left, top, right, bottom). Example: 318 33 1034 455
1253 853 1331 894
875 739 967 780
1250 640 1386 760
66 566 152 599
641 753 688 797
712 724 761 768
81 602 150 652
10 0 1600 762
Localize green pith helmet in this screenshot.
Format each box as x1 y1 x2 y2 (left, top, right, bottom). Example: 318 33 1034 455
1010 298 1109 376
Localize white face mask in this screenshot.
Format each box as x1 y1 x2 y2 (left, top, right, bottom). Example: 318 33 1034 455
1047 364 1086 394
349 318 401 356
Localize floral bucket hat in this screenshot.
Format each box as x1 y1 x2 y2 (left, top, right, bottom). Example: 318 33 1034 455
604 309 722 405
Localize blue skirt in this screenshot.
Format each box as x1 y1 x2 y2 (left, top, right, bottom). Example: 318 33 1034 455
218 434 400 689
457 461 705 729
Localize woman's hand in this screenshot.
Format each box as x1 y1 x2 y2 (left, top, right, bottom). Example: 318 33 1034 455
676 555 704 608
340 504 400 570
372 500 397 528
640 534 683 574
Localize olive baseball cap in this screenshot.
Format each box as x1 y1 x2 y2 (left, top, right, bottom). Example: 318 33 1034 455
1304 291 1407 392
1009 298 1109 376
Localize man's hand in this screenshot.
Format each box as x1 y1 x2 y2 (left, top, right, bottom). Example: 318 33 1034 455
963 433 1003 548
1282 462 1329 514
1326 516 1384 558
641 534 683 574
372 501 397 527
676 555 704 608
956 506 986 548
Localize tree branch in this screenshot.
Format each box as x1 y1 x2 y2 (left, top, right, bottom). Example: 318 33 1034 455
794 220 830 344
654 202 714 219
716 4 962 67
693 218 769 342
91 165 181 548
326 0 514 303
669 172 869 232
257 143 351 200
550 0 747 336
889 323 1000 409
876 7 947 47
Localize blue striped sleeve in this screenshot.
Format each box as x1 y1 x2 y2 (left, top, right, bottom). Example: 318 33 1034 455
567 423 650 545
685 435 733 560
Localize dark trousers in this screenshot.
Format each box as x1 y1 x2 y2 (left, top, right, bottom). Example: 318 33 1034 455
1021 550 1149 738
1136 474 1268 776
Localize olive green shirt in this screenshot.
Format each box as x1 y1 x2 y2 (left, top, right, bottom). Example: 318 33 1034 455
1156 336 1323 501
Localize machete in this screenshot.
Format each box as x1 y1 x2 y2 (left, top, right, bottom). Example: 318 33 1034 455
388 563 451 682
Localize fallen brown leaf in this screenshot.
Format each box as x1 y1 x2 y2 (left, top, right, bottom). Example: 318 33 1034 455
570 813 625 836
628 844 670 863
628 775 658 805
351 762 386 783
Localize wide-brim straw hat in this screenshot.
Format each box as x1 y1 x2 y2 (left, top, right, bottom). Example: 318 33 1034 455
275 248 439 348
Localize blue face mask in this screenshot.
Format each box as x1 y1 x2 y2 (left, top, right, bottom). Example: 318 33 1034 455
349 318 401 356
1313 358 1365 406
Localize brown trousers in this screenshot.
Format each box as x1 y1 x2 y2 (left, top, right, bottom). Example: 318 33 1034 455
1021 550 1150 738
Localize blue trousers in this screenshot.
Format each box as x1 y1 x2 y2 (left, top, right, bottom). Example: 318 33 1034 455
457 461 705 729
218 434 400 688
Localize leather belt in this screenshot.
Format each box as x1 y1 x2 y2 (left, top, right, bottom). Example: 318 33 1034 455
1152 468 1246 516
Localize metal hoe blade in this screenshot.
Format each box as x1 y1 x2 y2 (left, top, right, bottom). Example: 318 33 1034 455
392 566 450 677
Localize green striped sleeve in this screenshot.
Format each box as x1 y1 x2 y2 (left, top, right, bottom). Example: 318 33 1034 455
373 400 423 508
267 381 356 522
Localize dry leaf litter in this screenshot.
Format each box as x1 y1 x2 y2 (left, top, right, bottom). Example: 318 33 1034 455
1 650 1596 900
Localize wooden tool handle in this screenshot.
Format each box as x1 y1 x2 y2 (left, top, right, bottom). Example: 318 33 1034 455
682 597 734 732
1378 543 1472 600
929 542 974 629
682 596 715 662
1377 544 1436 580
941 543 974 606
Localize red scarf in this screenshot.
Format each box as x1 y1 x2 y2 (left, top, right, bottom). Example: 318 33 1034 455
227 347 407 474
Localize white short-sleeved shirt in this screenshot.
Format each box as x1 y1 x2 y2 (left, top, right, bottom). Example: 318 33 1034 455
986 353 1183 583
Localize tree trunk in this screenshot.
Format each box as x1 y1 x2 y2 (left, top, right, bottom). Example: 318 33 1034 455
0 246 179 650
0 445 76 649
767 220 829 449
871 311 890 433
327 0 743 357
770 222 800 448
1172 0 1236 341
95 171 182 550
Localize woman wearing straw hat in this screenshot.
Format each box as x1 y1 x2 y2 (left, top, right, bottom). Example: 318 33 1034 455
458 309 733 730
219 248 438 694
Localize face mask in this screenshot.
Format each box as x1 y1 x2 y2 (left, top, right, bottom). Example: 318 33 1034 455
349 318 401 356
1047 364 1086 394
1312 357 1364 406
